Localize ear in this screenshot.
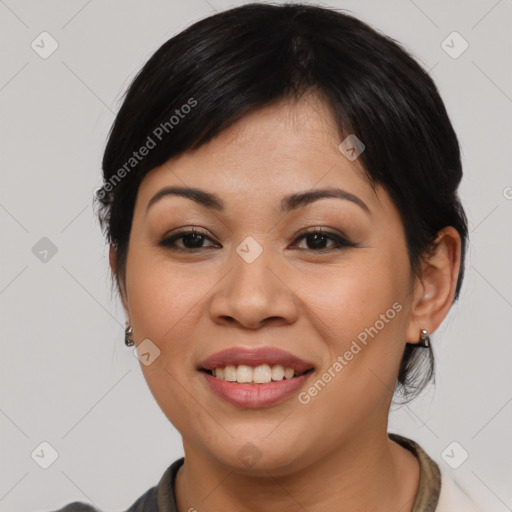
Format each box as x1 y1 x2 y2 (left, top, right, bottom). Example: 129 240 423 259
109 243 130 316
405 226 462 345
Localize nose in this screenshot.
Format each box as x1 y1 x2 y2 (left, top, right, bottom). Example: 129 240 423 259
209 243 300 330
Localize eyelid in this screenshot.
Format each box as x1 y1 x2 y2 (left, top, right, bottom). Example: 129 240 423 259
158 227 218 250
292 227 355 249
294 226 350 240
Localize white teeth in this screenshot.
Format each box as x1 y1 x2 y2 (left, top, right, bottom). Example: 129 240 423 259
211 363 304 383
224 365 237 382
253 364 272 383
271 364 285 381
284 367 294 379
236 365 253 383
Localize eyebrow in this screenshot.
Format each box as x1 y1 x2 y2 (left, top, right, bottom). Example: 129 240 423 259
146 186 371 215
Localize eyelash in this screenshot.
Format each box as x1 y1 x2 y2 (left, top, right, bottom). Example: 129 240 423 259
158 227 356 253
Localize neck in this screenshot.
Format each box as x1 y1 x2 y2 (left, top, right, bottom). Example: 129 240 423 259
175 427 420 512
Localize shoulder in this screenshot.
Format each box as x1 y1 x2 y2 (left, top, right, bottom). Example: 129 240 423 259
44 503 100 512
43 481 159 512
43 457 185 512
436 471 485 512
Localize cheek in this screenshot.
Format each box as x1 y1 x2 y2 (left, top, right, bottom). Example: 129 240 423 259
125 247 215 352
124 249 210 427
300 252 405 338
298 248 409 391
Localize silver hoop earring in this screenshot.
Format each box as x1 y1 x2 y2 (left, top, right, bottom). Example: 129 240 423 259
125 325 134 347
419 329 430 348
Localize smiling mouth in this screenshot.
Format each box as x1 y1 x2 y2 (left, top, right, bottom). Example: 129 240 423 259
201 364 314 385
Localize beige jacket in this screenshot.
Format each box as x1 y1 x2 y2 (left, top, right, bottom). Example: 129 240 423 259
437 471 485 511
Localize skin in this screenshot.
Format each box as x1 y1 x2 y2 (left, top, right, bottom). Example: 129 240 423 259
111 94 461 512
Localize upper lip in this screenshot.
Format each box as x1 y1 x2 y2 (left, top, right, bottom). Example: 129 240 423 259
198 347 315 373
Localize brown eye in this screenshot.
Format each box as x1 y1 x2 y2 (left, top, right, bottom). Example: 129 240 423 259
294 228 355 251
159 229 218 251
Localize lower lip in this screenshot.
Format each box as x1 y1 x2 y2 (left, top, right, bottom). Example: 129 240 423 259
201 371 313 408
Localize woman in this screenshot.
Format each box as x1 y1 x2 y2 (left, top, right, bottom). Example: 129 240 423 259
53 3 484 511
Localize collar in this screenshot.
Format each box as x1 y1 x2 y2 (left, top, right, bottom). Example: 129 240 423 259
154 433 441 512
388 433 441 512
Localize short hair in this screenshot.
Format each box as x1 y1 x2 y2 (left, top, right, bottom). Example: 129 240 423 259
96 2 468 402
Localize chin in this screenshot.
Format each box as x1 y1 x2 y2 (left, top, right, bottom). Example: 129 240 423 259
203 432 309 475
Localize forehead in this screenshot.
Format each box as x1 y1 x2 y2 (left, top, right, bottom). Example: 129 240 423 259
136 95 381 215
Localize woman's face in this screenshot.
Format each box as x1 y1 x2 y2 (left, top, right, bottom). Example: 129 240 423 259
120 95 423 474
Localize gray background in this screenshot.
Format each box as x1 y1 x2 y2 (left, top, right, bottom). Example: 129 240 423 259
1 0 511 510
